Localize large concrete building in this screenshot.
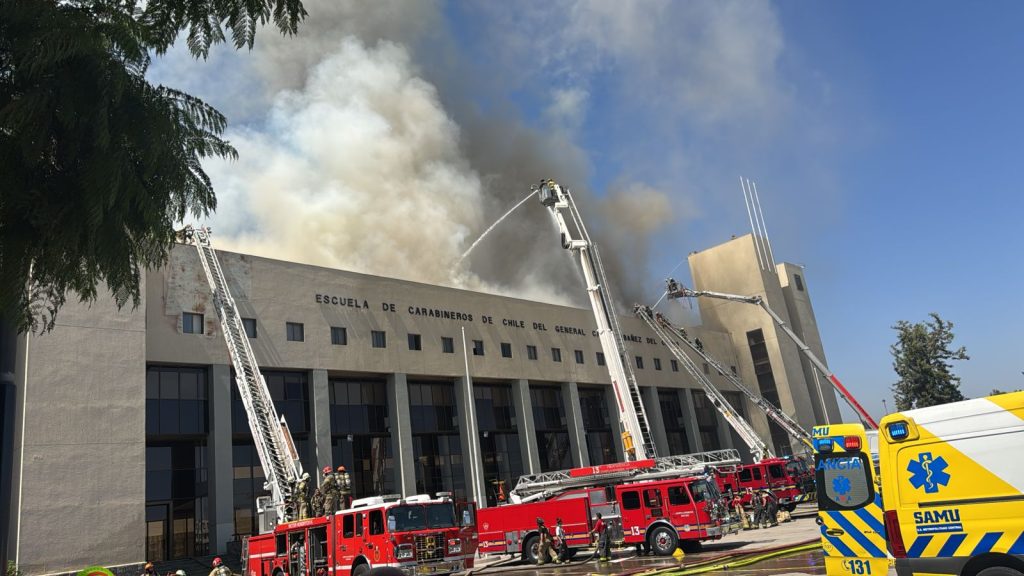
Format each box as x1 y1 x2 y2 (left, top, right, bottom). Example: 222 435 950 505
3 233 840 574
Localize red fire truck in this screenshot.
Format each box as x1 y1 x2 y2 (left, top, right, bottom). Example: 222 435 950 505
477 450 740 560
245 494 477 576
735 457 807 510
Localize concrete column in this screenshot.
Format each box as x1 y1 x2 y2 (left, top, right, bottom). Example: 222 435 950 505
603 386 626 462
681 389 704 452
208 364 235 554
562 382 588 467
511 379 541 474
310 369 332 470
715 400 736 451
455 376 486 506
641 386 670 457
387 373 416 497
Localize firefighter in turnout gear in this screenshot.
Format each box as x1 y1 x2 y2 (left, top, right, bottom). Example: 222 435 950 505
296 472 311 519
209 557 231 576
141 563 157 576
321 466 338 515
336 465 352 510
310 485 324 517
535 518 558 565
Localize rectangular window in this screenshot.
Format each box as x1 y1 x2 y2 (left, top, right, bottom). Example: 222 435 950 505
635 356 644 370
442 337 454 354
355 512 363 536
621 491 641 510
574 350 584 364
702 362 710 375
671 359 679 372
501 342 512 358
668 486 691 505
331 327 347 346
654 358 662 371
242 318 257 338
597 352 606 366
342 515 354 538
182 312 204 334
473 340 484 356
527 345 538 361
369 510 384 535
551 348 562 362
794 274 805 292
286 322 304 342
408 333 422 351
371 330 387 349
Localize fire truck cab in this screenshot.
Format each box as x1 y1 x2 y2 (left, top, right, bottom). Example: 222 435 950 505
245 495 477 576
616 474 728 555
736 458 806 511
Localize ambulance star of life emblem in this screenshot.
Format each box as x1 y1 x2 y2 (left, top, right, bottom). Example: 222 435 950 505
908 452 950 494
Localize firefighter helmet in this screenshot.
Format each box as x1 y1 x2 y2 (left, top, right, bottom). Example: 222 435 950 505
176 570 186 576
145 563 154 570
322 466 332 475
212 558 223 567
337 465 346 472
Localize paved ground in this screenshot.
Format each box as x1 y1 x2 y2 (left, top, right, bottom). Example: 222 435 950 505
471 506 824 576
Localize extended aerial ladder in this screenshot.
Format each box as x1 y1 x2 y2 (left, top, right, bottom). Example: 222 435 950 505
644 301 813 451
179 226 304 530
634 305 772 461
509 449 741 503
536 180 656 461
665 278 878 429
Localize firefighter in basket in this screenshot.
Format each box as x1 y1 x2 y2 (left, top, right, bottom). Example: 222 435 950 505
321 466 338 514
295 472 311 519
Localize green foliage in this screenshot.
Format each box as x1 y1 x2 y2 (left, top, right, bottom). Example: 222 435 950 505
0 0 304 333
990 388 1022 396
7 561 24 576
890 313 969 410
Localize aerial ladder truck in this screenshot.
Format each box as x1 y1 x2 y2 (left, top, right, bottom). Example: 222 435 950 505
634 305 772 462
665 278 878 429
179 226 304 531
536 180 657 460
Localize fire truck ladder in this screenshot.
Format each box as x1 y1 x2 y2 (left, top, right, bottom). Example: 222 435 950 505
665 278 878 429
180 226 304 528
537 180 656 461
509 449 741 503
646 302 813 450
635 306 772 462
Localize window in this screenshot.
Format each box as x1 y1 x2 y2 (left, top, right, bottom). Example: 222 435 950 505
331 327 347 346
668 486 690 506
644 488 663 508
501 342 512 358
621 491 641 510
769 464 785 479
442 337 454 354
182 312 204 334
739 468 752 482
242 318 257 338
574 350 584 364
371 330 387 348
355 512 363 536
818 453 873 510
527 345 538 360
635 356 644 370
671 359 678 372
286 322 304 342
473 340 484 356
702 362 710 375
551 348 562 362
369 510 384 535
794 274 805 292
654 358 662 371
342 515 354 538
408 333 422 351
597 352 606 366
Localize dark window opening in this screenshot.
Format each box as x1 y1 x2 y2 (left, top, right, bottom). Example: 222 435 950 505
551 348 562 362
635 356 644 370
442 337 454 354
794 274 805 292
242 318 257 338
501 342 512 358
473 340 484 356
372 330 387 348
527 345 538 360
670 359 678 372
408 333 422 351
286 322 304 342
574 350 584 364
331 327 347 346
597 352 606 366
654 358 662 371
183 312 204 334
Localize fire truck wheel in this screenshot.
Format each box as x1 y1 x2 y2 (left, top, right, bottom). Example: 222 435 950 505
352 563 370 576
521 535 540 564
647 526 678 556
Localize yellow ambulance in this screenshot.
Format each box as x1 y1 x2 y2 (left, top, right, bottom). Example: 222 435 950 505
814 423 892 576
878 391 1024 576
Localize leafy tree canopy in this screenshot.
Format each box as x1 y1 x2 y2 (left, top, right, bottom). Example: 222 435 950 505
890 313 969 410
0 0 305 333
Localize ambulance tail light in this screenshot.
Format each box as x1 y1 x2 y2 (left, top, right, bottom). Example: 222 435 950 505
884 510 906 558
843 436 861 451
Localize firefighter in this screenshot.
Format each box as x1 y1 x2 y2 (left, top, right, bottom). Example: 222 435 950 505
730 490 748 529
209 557 231 576
296 472 311 519
336 465 352 510
535 518 558 565
589 512 610 562
763 491 779 527
748 488 762 530
141 562 157 576
554 517 568 563
310 485 325 517
321 466 338 515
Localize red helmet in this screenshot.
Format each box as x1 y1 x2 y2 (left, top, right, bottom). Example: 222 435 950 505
212 558 222 568
322 466 332 475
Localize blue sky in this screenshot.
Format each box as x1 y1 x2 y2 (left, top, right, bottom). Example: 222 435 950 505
151 1 1024 420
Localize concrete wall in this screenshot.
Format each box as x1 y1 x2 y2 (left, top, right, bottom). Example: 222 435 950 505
11 287 147 574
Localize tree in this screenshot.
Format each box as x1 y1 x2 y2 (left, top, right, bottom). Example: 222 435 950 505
0 0 306 333
890 313 969 410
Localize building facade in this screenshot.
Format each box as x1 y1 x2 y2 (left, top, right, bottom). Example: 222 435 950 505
4 234 839 574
